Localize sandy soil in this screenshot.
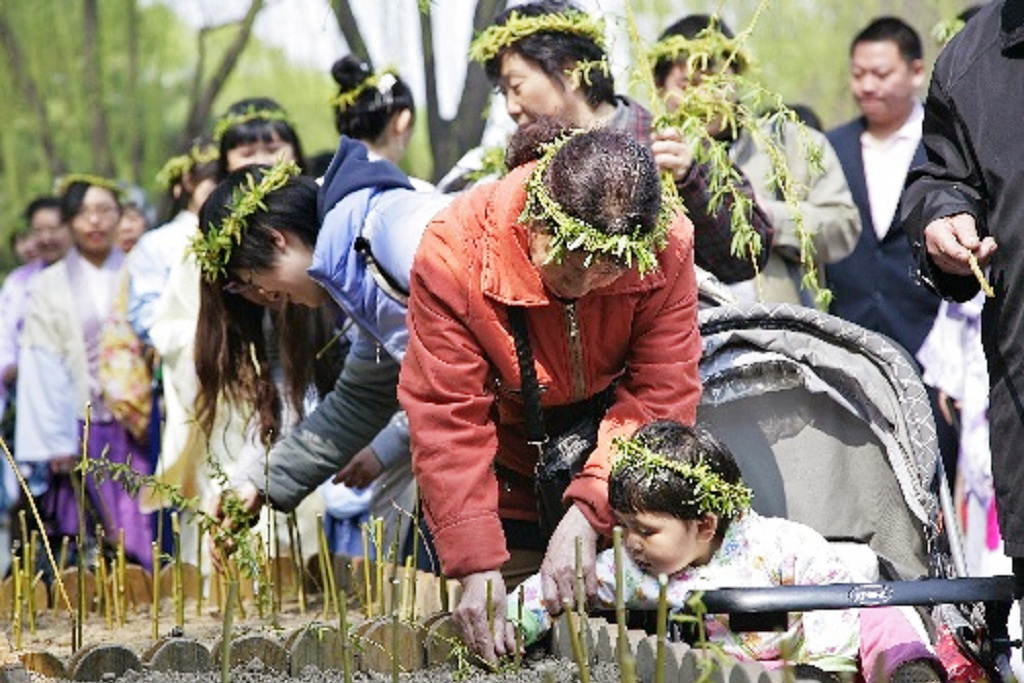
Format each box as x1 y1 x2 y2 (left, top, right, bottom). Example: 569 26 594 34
7 597 333 662
4 593 629 683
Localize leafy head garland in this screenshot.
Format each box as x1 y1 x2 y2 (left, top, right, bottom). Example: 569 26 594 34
469 9 605 65
329 67 399 112
519 131 674 276
188 160 301 282
648 30 752 77
55 173 123 198
155 141 220 191
212 104 295 143
611 435 753 518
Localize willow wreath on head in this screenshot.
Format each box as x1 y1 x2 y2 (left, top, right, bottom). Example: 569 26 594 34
648 32 752 78
212 105 295 143
328 66 400 112
520 131 675 276
611 435 753 518
188 160 301 282
565 55 612 89
155 142 219 191
469 9 605 65
55 173 123 197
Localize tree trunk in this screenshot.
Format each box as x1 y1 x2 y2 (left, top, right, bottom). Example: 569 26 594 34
125 0 142 185
179 0 264 149
419 0 505 182
83 0 115 177
0 7 65 177
330 0 370 66
184 25 209 151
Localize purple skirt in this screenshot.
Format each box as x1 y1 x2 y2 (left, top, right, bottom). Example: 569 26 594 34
40 420 154 569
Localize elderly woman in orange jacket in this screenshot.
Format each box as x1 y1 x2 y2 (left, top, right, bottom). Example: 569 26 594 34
399 123 702 660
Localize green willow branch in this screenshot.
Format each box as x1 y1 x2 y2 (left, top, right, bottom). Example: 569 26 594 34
82 455 265 581
619 0 831 306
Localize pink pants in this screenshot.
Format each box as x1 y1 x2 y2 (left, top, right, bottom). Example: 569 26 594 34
859 606 943 682
756 605 942 680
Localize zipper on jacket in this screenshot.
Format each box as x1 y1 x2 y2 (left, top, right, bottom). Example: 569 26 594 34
564 302 586 401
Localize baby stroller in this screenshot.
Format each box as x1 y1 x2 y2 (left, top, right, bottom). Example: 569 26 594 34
656 303 1016 681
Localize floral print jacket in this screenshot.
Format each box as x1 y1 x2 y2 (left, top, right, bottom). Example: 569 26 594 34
509 511 859 674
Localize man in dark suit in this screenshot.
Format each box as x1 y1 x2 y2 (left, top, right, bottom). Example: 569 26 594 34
826 17 957 478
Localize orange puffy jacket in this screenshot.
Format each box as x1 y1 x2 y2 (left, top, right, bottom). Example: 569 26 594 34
399 163 702 578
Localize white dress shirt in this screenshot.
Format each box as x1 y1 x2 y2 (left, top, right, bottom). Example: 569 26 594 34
861 101 923 239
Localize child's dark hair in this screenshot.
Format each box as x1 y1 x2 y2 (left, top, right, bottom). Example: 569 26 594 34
484 1 614 109
216 97 307 176
609 420 745 538
330 56 415 142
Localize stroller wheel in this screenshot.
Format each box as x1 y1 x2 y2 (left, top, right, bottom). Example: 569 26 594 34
889 660 945 683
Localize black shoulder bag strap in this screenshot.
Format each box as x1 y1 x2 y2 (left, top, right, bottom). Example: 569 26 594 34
354 236 409 306
506 306 548 454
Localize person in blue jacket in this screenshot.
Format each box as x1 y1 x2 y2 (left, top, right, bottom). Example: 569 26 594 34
192 142 450 567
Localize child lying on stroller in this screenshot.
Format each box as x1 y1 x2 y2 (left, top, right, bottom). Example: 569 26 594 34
509 420 944 682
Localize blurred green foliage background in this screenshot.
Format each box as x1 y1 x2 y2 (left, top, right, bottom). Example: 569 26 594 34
0 0 977 274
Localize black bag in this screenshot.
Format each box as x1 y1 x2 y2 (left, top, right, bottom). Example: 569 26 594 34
507 307 607 536
532 412 601 536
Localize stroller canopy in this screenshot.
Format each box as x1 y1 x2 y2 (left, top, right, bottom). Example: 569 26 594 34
698 303 945 580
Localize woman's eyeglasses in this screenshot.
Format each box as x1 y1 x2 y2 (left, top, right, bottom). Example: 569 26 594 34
223 269 258 295
223 270 282 303
77 205 120 221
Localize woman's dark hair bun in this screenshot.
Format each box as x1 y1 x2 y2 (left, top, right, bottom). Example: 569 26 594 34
331 55 372 90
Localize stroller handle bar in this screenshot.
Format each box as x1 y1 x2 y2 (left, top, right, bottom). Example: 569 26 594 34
690 576 1016 614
